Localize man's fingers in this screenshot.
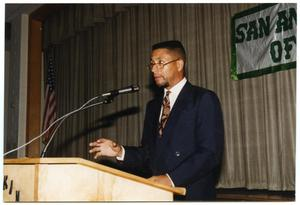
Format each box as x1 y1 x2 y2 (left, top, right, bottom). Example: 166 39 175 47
94 151 102 159
89 138 108 146
89 146 101 154
96 138 107 143
88 138 120 158
89 142 98 147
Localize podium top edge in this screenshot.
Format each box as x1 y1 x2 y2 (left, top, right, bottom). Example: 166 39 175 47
4 157 186 196
4 157 82 164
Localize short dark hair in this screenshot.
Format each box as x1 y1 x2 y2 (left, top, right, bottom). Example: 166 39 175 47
152 40 186 62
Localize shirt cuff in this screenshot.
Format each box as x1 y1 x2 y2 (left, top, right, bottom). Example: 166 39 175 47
116 146 125 161
166 174 175 187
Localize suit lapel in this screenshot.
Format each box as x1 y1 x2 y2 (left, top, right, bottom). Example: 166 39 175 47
152 96 163 133
163 81 192 135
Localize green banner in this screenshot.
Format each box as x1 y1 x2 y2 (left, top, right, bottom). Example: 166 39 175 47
231 3 296 80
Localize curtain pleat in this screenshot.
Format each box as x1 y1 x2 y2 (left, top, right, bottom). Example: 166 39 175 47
43 4 295 191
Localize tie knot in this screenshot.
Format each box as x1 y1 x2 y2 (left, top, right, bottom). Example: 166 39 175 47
165 90 171 97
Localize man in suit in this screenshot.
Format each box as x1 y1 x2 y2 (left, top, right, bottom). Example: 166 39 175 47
89 40 224 201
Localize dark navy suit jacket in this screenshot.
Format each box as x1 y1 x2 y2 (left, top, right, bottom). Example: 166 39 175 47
123 81 224 201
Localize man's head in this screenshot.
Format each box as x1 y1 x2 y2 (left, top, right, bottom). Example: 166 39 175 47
149 40 186 90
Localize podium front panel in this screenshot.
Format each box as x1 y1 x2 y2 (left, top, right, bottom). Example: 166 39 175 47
3 158 183 201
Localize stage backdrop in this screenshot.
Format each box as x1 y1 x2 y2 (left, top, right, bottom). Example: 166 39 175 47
42 4 295 191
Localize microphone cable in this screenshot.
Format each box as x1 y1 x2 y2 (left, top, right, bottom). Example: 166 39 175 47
3 84 139 157
40 100 110 157
3 95 102 157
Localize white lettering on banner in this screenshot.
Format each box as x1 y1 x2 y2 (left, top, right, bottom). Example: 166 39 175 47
231 3 296 80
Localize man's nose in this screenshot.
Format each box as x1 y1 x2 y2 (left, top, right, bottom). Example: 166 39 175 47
151 64 160 73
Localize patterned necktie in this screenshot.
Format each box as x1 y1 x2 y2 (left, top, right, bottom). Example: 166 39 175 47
158 91 171 137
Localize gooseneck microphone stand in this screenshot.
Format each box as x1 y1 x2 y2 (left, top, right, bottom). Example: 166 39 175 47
3 85 139 158
40 96 114 158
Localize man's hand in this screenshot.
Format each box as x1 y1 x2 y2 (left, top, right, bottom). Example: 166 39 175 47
148 175 173 187
89 138 122 159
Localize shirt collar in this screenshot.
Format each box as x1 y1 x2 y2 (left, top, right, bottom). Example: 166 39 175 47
164 77 187 97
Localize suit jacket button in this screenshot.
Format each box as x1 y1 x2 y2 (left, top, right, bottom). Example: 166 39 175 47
175 151 180 157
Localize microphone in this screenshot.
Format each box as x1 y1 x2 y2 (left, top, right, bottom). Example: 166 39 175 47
102 85 139 97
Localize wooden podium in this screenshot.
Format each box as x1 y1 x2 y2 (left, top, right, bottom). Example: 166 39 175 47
3 158 186 202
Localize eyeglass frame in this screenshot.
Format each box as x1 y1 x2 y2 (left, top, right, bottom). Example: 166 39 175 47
147 58 181 71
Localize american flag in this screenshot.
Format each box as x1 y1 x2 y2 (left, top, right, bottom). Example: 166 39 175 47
42 52 57 144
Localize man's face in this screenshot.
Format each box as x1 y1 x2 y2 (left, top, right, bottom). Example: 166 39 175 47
150 48 184 90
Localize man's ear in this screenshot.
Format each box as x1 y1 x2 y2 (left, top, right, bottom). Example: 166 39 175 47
176 59 184 72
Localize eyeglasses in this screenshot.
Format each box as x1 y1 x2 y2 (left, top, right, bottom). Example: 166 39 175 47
147 58 180 71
